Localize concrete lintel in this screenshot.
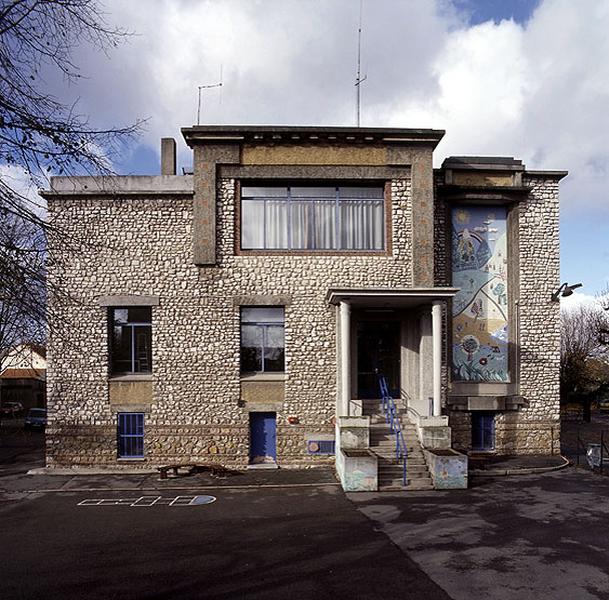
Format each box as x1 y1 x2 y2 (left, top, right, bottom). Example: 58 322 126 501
98 295 159 307
233 294 293 306
110 404 152 413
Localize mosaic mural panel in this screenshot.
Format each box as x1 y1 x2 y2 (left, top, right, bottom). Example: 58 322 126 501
452 206 509 382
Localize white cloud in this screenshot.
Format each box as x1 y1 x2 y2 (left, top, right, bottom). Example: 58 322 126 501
0 164 46 215
42 0 609 223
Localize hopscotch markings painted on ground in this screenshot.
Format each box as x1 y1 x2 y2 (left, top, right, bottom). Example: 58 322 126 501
77 495 216 507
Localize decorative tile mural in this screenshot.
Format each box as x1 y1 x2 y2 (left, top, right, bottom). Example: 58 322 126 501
452 206 509 382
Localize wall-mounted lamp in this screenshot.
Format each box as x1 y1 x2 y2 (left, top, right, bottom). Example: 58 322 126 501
551 282 583 302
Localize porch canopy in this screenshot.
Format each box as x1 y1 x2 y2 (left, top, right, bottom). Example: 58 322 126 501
326 287 459 417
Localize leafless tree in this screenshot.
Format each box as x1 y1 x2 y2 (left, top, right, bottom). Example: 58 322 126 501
0 0 143 374
560 292 609 403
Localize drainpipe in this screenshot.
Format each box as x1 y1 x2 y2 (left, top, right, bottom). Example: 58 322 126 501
431 301 442 417
340 301 351 416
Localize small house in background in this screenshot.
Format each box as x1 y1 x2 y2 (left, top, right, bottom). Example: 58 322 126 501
0 344 47 411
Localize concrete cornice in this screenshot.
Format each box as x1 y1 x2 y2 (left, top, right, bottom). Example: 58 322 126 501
181 125 445 149
524 170 568 180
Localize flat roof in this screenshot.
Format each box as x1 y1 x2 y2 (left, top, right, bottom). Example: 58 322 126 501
182 125 445 148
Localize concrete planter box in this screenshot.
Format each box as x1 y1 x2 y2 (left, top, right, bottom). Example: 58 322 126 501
424 448 468 489
337 449 378 492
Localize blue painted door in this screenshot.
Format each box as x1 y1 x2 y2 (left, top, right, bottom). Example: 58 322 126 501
472 413 495 451
249 412 276 464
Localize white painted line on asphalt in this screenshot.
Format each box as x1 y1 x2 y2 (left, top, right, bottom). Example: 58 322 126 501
77 495 216 507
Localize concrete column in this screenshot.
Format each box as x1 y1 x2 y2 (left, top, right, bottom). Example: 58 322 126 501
340 301 351 416
432 301 443 417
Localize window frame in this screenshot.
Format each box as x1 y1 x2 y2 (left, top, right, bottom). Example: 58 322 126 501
117 412 145 459
108 307 153 376
236 180 392 256
240 306 285 374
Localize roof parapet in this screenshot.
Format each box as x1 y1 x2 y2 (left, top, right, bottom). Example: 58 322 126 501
182 125 445 149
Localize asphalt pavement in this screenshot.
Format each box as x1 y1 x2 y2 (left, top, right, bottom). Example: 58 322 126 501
5 420 609 599
0 423 450 600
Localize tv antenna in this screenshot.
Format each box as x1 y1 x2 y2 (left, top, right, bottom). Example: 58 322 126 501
355 0 367 127
197 78 223 125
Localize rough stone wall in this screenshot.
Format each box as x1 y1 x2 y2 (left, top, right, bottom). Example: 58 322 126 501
47 176 413 468
443 176 561 455
514 176 561 454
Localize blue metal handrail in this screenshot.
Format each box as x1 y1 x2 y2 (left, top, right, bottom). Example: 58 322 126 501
378 375 407 486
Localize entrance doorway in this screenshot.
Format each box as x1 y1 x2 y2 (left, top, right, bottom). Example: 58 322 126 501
471 412 495 451
249 412 277 464
356 320 400 399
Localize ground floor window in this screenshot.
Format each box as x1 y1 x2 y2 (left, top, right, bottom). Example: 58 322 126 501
109 307 152 375
471 412 495 451
117 413 145 458
240 307 285 373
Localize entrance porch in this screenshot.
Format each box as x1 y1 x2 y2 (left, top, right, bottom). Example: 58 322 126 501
327 288 468 491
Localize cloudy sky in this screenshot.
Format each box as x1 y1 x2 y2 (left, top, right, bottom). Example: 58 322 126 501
55 0 608 295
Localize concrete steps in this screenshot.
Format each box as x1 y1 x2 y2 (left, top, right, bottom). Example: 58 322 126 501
363 399 433 491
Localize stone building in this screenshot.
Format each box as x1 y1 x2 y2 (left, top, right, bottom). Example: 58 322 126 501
42 125 566 488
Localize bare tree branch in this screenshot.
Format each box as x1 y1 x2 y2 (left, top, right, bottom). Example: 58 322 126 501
0 0 143 364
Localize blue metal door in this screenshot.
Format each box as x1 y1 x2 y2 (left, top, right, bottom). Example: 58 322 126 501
472 412 495 451
249 412 276 464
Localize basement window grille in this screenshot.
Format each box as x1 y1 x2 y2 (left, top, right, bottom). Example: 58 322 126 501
117 413 145 458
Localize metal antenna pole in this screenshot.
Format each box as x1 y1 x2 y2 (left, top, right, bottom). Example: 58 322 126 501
355 0 367 127
197 82 223 125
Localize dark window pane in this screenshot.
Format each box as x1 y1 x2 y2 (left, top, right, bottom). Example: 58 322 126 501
134 326 152 373
110 307 152 375
128 307 151 323
241 324 263 372
112 325 133 374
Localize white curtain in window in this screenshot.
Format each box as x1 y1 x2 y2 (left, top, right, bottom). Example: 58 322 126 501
290 200 336 249
242 200 264 249
340 199 384 249
265 200 288 248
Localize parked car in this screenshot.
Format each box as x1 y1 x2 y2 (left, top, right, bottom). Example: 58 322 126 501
0 401 24 417
24 408 47 429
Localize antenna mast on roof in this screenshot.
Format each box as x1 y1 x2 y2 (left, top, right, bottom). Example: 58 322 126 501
197 79 223 125
355 0 367 127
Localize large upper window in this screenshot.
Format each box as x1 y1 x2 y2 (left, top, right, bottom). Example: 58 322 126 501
241 307 285 373
241 185 385 251
110 307 152 375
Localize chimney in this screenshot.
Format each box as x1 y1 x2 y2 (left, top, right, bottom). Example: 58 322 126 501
161 137 176 175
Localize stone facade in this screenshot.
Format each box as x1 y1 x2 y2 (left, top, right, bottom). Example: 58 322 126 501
44 126 566 469
46 172 420 468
